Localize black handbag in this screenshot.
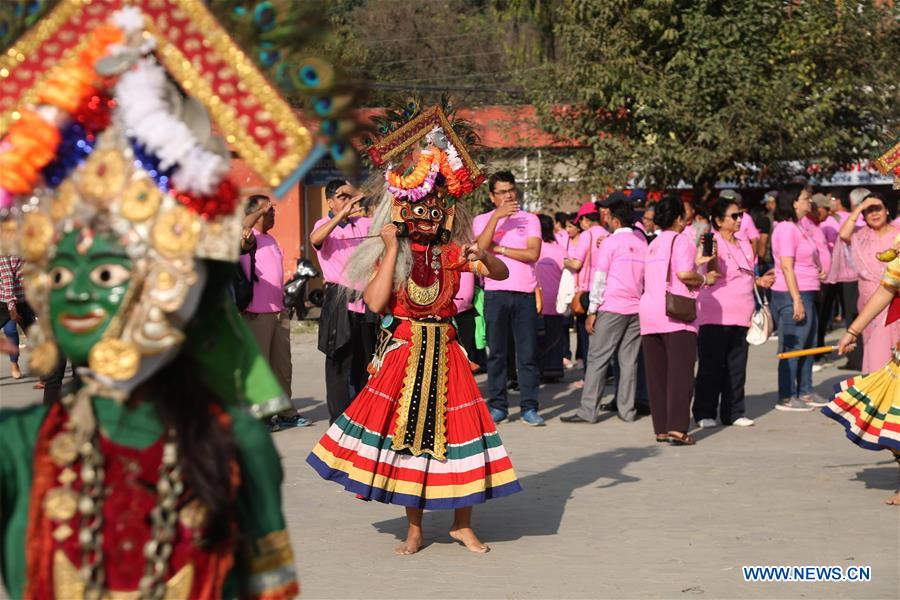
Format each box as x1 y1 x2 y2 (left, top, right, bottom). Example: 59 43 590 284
664 235 696 323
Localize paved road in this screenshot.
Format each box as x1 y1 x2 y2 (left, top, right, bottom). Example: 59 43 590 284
1 330 897 599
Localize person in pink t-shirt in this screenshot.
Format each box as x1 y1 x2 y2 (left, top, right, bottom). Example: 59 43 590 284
639 196 715 445
694 196 775 429
841 192 900 373
536 215 567 380
562 201 647 424
564 201 608 378
240 195 311 429
473 171 545 426
771 184 830 411
310 180 377 422
553 211 572 251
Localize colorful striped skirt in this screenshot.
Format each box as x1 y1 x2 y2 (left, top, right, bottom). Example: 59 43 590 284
822 349 900 452
307 322 522 510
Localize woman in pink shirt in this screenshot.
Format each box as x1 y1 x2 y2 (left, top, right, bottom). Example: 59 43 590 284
771 184 828 411
694 197 775 429
840 192 900 373
537 214 567 380
565 203 608 379
639 196 715 446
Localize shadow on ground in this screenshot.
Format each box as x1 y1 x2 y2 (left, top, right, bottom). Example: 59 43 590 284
371 445 660 543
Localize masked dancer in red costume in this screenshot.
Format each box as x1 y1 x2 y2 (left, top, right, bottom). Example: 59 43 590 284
307 104 522 555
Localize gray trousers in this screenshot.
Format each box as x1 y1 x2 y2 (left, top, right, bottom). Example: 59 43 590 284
577 311 642 422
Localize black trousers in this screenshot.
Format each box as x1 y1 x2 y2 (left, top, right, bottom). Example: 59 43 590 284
816 282 861 369
538 314 566 379
642 331 697 434
324 310 377 423
693 325 749 425
455 308 478 361
575 313 589 364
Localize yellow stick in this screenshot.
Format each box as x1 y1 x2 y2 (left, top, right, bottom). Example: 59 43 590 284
777 346 838 359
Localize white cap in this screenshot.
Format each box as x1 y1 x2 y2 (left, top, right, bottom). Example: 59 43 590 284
849 187 871 206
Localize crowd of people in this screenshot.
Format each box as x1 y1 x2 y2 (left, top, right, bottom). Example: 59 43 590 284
4 178 896 442
213 174 896 447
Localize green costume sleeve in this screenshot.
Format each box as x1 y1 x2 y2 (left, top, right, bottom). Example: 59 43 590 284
0 405 48 600
474 285 486 350
184 290 291 419
226 408 298 599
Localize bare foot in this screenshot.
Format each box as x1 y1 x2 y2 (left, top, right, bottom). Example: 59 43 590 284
394 530 423 555
885 491 900 506
449 527 490 553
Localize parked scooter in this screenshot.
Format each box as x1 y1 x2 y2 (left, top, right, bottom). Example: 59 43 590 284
283 257 320 320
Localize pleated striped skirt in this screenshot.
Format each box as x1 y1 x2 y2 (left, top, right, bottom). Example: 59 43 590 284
307 325 522 510
822 346 900 452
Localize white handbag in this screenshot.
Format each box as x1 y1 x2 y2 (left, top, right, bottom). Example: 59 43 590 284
555 268 576 316
746 285 773 345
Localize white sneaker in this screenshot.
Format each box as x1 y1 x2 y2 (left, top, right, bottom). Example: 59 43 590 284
697 418 718 429
811 363 824 373
731 417 755 427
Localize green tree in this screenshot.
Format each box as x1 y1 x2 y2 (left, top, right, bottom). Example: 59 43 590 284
521 0 900 199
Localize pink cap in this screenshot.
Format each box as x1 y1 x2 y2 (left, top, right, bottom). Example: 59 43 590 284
575 201 598 223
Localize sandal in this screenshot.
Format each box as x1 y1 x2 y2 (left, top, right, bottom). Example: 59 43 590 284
667 432 696 446
655 434 669 443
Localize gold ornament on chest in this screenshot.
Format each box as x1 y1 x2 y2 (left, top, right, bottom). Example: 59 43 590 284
406 277 440 306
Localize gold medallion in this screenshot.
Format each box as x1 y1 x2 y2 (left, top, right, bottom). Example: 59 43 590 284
178 498 208 530
28 340 59 377
77 148 127 207
151 206 201 257
88 338 141 381
20 212 55 262
120 176 162 222
406 277 440 306
57 468 77 485
52 524 74 542
50 179 78 221
49 432 78 466
43 487 78 521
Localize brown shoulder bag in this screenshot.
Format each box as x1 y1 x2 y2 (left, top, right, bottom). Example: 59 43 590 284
664 234 697 323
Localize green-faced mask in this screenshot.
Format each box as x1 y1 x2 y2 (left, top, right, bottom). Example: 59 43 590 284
47 230 132 366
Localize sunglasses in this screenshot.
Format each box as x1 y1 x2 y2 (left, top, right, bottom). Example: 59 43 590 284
727 212 742 220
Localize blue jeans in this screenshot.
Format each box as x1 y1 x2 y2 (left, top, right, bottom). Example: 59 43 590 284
484 290 540 413
771 290 817 399
2 319 19 363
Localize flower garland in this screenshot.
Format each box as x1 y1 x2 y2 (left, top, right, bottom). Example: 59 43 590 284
386 149 437 189
388 170 438 202
114 58 228 196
